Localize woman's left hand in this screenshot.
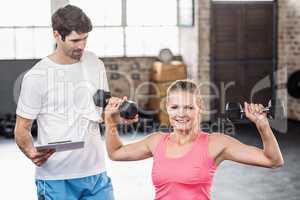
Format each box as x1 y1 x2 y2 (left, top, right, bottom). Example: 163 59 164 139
244 102 269 129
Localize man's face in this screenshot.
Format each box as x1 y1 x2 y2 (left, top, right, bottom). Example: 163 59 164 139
57 31 88 60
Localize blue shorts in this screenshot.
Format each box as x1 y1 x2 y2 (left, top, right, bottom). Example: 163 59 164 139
35 172 114 200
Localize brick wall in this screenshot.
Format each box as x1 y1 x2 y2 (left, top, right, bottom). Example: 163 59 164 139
278 0 300 121
179 0 211 121
178 0 199 81
197 0 211 121
101 57 156 114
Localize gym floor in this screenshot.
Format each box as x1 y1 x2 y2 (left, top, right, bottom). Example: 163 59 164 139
0 121 299 200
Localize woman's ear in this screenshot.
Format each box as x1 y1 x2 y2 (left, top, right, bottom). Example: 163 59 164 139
165 98 170 112
196 97 203 110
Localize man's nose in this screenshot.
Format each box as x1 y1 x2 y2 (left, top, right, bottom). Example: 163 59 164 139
77 41 85 50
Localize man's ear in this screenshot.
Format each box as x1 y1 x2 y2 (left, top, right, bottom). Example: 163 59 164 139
53 30 62 41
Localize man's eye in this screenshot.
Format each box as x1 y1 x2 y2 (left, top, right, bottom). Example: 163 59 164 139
71 39 84 43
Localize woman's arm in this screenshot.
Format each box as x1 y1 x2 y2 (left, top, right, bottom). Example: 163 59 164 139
215 102 284 168
104 97 161 161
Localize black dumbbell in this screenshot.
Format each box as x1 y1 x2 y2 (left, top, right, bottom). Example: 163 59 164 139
225 99 285 121
93 89 138 120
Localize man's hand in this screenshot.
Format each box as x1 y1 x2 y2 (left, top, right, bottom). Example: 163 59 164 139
28 148 55 167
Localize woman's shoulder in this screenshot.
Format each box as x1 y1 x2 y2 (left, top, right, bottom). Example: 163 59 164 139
206 132 233 163
146 132 166 143
144 132 166 152
208 132 233 141
207 132 234 150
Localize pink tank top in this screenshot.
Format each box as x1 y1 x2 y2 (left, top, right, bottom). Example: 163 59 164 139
152 132 217 200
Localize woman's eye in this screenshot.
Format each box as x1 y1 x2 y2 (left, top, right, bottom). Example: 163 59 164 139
185 106 194 110
170 105 178 109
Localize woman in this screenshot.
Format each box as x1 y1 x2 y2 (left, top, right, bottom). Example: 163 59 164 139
104 80 284 200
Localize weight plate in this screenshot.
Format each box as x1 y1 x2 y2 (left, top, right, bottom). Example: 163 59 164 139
287 70 300 98
158 48 173 64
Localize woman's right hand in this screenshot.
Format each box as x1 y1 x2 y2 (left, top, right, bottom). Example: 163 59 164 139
104 97 124 126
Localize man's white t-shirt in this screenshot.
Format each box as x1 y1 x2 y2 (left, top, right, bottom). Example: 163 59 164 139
16 51 109 180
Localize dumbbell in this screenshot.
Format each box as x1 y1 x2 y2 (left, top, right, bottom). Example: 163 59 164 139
93 89 138 120
225 99 285 121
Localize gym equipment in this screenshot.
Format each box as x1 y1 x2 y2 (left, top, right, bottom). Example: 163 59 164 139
225 99 285 121
158 48 173 64
287 70 300 99
31 120 38 137
0 114 38 138
93 89 138 120
0 114 16 138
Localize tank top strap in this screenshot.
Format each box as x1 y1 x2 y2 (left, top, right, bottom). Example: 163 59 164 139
197 131 209 144
195 131 217 167
153 133 170 159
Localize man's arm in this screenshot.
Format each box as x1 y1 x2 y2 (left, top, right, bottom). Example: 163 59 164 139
15 115 55 167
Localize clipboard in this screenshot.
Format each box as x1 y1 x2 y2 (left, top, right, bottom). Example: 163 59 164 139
35 140 84 152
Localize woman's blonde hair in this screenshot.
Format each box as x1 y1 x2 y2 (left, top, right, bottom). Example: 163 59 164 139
167 79 199 96
166 79 202 107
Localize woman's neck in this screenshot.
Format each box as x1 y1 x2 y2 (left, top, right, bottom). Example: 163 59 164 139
170 130 198 145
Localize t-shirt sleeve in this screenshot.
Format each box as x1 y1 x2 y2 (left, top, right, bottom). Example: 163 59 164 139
81 51 110 123
16 73 43 120
96 59 110 92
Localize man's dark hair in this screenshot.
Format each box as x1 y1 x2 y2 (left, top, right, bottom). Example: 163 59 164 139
51 5 92 41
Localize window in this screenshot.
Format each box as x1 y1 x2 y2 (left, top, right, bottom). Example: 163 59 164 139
178 0 194 26
0 0 193 59
127 0 177 26
70 0 183 57
212 0 274 1
0 0 50 26
87 27 124 57
70 0 122 26
125 27 178 56
0 0 52 59
0 29 15 59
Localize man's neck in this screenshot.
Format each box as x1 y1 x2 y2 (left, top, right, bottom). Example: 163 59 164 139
48 49 80 65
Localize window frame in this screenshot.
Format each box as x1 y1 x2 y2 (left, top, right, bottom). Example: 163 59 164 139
0 0 194 59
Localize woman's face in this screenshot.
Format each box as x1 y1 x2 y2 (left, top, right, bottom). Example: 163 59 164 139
166 91 201 133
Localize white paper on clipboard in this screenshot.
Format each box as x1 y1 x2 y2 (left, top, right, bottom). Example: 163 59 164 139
35 140 84 152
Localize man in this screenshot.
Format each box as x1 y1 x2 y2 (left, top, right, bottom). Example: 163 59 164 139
15 5 114 200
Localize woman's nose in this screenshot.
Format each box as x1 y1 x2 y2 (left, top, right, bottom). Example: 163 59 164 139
177 108 187 116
